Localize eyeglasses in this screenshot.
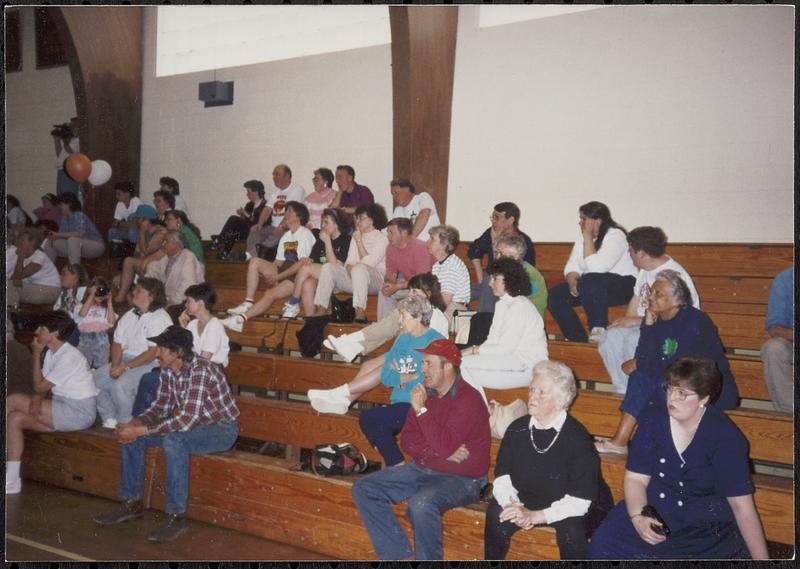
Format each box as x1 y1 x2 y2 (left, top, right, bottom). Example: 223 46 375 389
662 384 699 401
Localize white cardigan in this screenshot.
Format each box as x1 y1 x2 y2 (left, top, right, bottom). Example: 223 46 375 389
480 294 548 367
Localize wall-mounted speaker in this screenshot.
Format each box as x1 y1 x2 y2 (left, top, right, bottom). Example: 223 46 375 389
198 81 234 107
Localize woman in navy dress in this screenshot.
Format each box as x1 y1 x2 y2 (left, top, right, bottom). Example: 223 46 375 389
590 355 768 559
596 270 739 454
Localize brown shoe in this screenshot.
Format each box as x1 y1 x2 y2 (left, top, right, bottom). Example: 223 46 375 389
147 513 189 542
94 500 144 526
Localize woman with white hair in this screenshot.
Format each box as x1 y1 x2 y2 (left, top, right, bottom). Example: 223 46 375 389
485 360 610 560
144 229 205 307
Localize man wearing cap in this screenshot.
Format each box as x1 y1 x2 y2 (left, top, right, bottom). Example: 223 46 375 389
94 326 240 543
352 339 490 560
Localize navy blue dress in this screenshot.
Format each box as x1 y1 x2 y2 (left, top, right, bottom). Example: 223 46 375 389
590 404 754 559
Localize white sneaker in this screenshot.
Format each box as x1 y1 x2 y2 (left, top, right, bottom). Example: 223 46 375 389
6 478 21 495
329 336 363 363
322 336 335 351
227 301 253 315
588 327 606 344
102 418 118 429
221 314 244 333
307 384 352 415
281 302 300 318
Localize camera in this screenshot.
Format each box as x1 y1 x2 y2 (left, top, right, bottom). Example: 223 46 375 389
95 286 110 297
50 123 74 139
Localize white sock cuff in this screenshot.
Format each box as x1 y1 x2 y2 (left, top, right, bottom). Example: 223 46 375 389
6 461 21 482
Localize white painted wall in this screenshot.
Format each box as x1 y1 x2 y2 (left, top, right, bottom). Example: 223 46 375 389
5 7 77 214
448 6 794 243
140 7 394 238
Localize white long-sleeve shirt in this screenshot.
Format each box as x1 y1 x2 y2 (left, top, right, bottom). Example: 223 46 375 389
492 410 592 524
563 227 637 278
480 294 548 367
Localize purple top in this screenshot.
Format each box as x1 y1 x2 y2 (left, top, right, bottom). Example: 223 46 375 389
339 183 374 209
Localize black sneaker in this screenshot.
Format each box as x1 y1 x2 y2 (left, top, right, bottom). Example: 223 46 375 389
147 513 189 542
94 500 144 526
210 235 220 249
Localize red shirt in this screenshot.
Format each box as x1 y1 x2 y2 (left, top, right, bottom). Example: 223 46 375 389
400 377 490 478
385 238 435 283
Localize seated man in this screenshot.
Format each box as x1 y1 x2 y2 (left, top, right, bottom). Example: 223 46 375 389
761 266 793 413
245 164 306 260
377 217 435 320
390 178 441 239
352 339 489 560
330 164 374 215
145 230 205 308
93 326 240 542
598 227 699 394
107 181 142 251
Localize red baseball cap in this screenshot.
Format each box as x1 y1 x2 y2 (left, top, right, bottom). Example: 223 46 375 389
415 339 461 367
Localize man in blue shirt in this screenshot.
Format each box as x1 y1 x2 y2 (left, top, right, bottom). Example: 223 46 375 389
760 267 794 413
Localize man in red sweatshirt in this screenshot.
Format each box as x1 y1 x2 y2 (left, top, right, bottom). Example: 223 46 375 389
352 339 490 560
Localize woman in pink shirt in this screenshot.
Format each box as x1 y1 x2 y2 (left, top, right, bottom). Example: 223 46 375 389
311 203 389 322
304 168 337 230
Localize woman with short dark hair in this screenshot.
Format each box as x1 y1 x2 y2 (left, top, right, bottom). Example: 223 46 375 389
211 179 270 258
591 356 768 559
305 168 338 230
44 193 106 264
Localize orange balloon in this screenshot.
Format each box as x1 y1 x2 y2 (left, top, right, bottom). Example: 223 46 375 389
65 153 92 183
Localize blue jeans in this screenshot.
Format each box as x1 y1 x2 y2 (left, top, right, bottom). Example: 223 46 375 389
352 461 486 560
358 403 410 467
132 370 161 417
120 420 239 514
619 370 664 418
547 273 636 341
108 227 139 243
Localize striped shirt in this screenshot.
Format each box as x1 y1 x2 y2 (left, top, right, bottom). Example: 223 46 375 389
138 356 239 435
432 254 471 304
59 212 103 243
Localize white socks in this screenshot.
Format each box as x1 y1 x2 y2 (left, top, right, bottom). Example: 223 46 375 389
6 461 21 484
332 383 351 400
348 331 366 344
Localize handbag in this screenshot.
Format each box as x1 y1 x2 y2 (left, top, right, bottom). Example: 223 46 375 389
296 314 330 358
330 293 355 323
488 398 528 440
311 443 368 476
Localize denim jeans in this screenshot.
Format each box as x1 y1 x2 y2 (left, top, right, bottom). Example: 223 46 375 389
132 370 161 417
120 420 239 514
597 326 641 394
547 273 635 341
94 358 156 423
619 370 664 418
352 461 486 560
358 403 411 467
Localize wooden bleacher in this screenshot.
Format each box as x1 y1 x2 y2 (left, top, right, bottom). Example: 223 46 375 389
18 241 794 559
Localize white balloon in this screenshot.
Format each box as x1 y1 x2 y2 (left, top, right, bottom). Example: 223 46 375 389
87 159 112 186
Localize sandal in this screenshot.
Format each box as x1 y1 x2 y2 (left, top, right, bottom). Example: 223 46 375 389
595 439 628 455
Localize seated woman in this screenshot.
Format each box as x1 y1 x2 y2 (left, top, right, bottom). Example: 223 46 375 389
33 193 61 229
113 206 167 304
590 356 768 559
7 228 62 307
547 201 637 343
43 193 105 265
596 271 739 454
427 224 471 325
93 278 172 429
308 296 442 436
6 311 98 495
324 272 449 363
305 168 337 230
279 208 352 320
310 203 389 322
222 201 315 318
134 282 229 416
6 194 32 243
211 179 269 259
460 258 548 405
165 210 203 264
485 360 610 560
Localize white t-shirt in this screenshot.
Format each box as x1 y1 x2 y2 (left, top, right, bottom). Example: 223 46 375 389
113 308 173 359
173 194 190 219
113 197 143 221
266 182 306 227
563 227 638 278
43 342 98 399
8 248 61 287
633 257 701 316
276 226 317 263
187 317 230 368
392 192 441 238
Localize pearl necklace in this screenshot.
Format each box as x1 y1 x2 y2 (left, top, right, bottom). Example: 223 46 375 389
528 425 561 454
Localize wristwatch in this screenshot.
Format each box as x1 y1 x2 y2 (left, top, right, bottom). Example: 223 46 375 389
416 407 428 417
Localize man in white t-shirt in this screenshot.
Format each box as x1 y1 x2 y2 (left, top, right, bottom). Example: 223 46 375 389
109 181 143 247
598 226 700 394
390 179 441 239
245 164 306 259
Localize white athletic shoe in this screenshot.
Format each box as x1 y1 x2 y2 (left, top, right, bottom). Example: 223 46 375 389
221 314 245 333
322 336 335 351
308 386 352 415
6 478 21 495
227 301 253 315
102 418 118 429
281 302 301 319
329 336 363 363
588 327 606 344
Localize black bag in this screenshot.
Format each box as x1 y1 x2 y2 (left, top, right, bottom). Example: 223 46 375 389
10 311 42 332
296 314 329 357
330 294 355 323
311 443 368 476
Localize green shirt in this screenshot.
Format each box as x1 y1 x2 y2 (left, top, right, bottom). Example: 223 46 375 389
523 261 547 316
180 225 204 263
